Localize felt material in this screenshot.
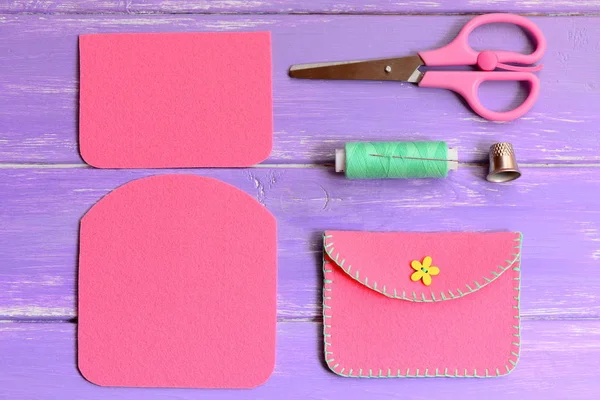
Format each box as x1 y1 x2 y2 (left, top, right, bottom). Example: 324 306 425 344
322 231 522 378
79 32 273 168
78 175 277 388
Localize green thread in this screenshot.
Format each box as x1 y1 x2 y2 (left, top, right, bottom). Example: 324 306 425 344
345 141 450 179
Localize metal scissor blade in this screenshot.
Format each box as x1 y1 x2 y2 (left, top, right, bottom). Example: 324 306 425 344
289 55 424 83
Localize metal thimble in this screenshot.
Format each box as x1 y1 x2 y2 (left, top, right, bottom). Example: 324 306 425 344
487 142 521 183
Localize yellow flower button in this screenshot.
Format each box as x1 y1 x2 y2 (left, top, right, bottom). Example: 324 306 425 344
410 256 439 286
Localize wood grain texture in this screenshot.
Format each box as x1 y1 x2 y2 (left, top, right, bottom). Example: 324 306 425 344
1 321 600 399
2 167 599 320
1 15 599 164
1 2 599 397
2 0 600 14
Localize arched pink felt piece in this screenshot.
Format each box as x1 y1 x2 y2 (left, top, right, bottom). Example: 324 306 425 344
419 71 540 121
323 231 522 378
79 32 273 168
78 175 277 388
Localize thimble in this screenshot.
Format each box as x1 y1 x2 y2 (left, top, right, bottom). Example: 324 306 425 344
487 142 521 183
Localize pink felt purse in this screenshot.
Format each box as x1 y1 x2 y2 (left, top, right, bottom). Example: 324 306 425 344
322 230 522 378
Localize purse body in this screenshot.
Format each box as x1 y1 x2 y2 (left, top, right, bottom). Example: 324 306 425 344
323 230 522 378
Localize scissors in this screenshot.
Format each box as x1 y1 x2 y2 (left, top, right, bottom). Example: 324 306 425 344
289 13 546 122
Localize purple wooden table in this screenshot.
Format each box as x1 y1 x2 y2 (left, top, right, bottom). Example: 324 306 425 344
1 1 600 399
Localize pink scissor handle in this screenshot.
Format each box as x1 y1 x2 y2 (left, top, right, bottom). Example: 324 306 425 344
419 13 547 71
419 71 540 121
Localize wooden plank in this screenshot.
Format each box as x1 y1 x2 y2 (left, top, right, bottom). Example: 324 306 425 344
1 166 599 320
1 15 599 164
1 320 599 399
1 0 600 14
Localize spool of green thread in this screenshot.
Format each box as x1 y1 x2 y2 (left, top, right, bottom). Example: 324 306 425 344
336 141 458 179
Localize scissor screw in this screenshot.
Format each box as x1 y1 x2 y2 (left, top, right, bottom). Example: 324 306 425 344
385 66 392 73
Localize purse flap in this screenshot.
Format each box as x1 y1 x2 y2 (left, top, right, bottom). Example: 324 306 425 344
323 230 522 302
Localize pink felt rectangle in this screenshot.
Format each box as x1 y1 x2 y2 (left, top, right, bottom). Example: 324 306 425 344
322 231 522 378
79 32 273 168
